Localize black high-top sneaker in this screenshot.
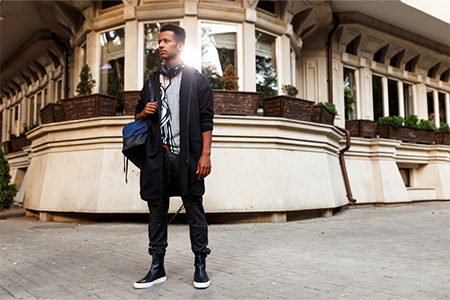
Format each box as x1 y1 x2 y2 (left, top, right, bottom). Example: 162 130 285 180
134 254 167 289
193 253 210 289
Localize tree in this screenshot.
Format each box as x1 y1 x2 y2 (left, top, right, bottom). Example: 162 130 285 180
221 65 239 91
0 148 17 211
76 65 96 96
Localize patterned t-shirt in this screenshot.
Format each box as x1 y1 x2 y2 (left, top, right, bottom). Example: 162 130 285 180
159 71 182 154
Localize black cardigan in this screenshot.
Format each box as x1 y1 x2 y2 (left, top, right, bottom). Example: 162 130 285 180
135 66 214 202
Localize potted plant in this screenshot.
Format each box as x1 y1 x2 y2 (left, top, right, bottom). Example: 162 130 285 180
376 116 405 140
263 84 314 121
0 148 17 212
40 103 66 124
8 124 37 153
213 64 261 116
121 90 141 115
345 119 378 138
415 119 436 144
310 102 337 125
434 123 450 145
402 114 419 143
62 65 118 121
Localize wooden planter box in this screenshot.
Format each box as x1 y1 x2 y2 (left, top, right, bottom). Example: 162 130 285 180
2 141 12 154
263 96 314 121
310 105 335 125
415 128 435 144
213 90 261 116
40 103 66 124
121 91 141 115
402 126 419 143
345 120 378 138
62 94 118 121
10 135 31 152
434 132 450 145
376 124 405 140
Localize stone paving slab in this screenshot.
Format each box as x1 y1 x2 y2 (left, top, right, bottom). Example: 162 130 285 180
0 201 449 299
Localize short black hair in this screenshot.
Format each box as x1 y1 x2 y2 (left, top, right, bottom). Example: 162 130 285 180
160 23 186 45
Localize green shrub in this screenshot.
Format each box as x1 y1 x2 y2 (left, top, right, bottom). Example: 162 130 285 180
404 114 419 128
281 84 298 97
378 116 404 128
0 148 17 211
417 119 436 131
316 102 338 116
437 123 450 133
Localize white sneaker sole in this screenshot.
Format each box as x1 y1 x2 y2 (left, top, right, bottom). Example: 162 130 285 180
133 276 167 289
193 280 210 289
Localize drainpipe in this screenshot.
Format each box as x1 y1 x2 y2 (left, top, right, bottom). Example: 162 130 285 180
53 34 70 99
335 126 357 202
327 14 356 203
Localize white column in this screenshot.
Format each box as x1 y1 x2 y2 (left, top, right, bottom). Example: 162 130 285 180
358 67 372 120
415 83 427 120
382 76 389 116
243 9 257 92
125 19 139 90
433 89 439 126
446 93 450 124
397 81 404 118
86 31 98 94
278 34 291 93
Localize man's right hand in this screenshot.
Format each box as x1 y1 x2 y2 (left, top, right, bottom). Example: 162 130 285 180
136 102 158 120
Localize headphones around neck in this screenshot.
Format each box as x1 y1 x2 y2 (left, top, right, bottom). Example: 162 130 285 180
160 63 184 78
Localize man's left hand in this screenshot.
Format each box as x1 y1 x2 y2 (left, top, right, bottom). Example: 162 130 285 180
196 155 211 180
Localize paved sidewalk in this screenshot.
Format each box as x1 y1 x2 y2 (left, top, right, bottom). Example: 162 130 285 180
1 202 449 300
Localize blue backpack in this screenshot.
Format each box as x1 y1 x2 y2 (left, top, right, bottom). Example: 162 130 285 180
122 81 153 182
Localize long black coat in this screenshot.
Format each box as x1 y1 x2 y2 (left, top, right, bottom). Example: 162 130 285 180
135 66 214 203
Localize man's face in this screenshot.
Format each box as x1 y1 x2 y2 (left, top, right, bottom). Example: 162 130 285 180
158 30 183 61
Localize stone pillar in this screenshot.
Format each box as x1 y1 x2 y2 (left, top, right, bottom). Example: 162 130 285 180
445 93 450 124
382 76 389 116
433 89 439 126
86 31 98 94
182 1 200 71
398 80 404 117
124 3 139 91
279 34 291 92
416 82 427 120
358 63 372 120
243 9 257 92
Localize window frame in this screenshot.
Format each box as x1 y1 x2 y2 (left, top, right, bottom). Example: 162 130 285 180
137 19 181 89
371 72 416 119
255 28 280 95
199 20 243 91
98 25 126 96
343 65 359 120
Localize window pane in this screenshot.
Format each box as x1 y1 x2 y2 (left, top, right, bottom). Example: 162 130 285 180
344 68 356 120
439 92 447 124
427 91 435 123
201 22 238 89
403 83 413 117
372 75 383 120
388 79 399 116
255 31 277 98
100 28 125 97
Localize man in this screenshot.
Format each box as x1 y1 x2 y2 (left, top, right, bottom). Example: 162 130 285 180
133 24 214 289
